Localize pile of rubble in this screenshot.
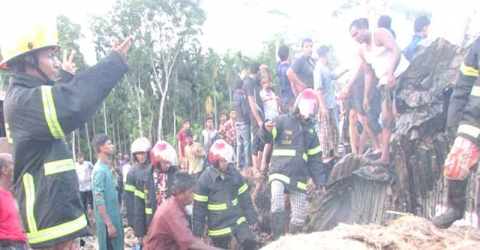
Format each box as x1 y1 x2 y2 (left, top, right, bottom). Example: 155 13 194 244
262 216 480 250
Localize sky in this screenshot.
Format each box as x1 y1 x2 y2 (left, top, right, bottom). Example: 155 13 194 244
0 0 478 68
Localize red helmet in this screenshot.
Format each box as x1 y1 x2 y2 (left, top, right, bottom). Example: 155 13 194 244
294 89 319 117
131 137 152 154
150 141 178 166
209 139 235 165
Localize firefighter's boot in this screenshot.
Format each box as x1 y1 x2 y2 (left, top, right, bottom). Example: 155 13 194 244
271 211 285 240
287 222 303 235
432 179 468 228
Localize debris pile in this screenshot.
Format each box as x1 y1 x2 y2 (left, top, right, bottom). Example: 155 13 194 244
262 216 480 250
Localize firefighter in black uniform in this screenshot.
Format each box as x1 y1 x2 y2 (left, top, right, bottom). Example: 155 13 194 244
133 140 179 246
193 139 257 250
433 37 480 229
0 20 132 248
260 89 328 239
124 137 152 230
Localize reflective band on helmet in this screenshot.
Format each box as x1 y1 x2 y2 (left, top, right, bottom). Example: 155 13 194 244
41 86 65 139
44 159 76 176
471 86 480 97
272 127 278 140
306 146 321 155
125 184 135 192
458 124 480 138
238 183 248 195
207 198 238 211
145 208 153 215
27 214 87 244
23 173 37 232
460 62 480 77
135 190 146 199
269 173 307 191
208 217 247 236
194 194 209 202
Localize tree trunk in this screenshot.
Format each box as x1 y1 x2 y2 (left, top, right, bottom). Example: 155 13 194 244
76 128 80 154
85 122 92 162
138 106 143 137
173 109 177 146
158 94 167 140
92 116 96 136
103 102 108 134
213 92 218 129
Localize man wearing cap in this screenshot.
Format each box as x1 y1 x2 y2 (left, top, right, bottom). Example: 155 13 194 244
0 19 132 249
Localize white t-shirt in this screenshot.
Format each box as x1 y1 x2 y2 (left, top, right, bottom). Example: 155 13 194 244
76 161 94 192
122 163 132 183
260 88 280 120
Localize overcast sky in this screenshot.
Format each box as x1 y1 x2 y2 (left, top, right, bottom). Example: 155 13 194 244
0 0 478 67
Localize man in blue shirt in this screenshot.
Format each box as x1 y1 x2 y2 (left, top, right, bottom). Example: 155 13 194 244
403 16 430 61
275 40 295 113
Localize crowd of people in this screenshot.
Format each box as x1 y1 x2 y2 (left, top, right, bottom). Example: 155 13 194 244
1 10 480 250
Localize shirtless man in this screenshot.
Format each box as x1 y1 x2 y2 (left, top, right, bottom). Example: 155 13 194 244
348 19 410 164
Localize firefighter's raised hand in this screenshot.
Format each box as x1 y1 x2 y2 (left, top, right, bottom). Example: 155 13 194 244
107 223 117 238
264 120 275 132
112 36 133 60
61 49 77 74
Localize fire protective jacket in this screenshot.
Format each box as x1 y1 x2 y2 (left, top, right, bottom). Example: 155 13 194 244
458 76 480 145
259 113 327 192
447 37 480 129
133 165 179 238
124 161 150 228
3 51 128 248
193 166 257 238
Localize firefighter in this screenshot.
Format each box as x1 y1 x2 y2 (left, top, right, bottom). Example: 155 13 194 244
193 139 257 250
433 38 480 229
260 89 328 239
446 37 480 134
0 18 131 248
133 141 180 246
124 137 152 230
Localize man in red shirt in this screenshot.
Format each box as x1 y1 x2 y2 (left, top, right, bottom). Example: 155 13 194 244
143 172 221 250
177 120 190 171
0 153 28 249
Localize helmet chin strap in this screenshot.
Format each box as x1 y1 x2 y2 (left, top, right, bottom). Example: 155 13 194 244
28 52 55 85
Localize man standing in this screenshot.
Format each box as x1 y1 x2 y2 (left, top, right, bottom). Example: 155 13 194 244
177 120 190 171
404 16 430 62
193 140 257 250
1 19 131 248
201 117 218 170
92 134 124 250
432 38 480 229
234 79 252 169
144 172 221 250
275 40 295 112
76 153 94 222
245 63 270 171
185 131 206 178
349 19 410 164
0 153 27 250
287 38 315 95
218 109 237 148
314 46 349 162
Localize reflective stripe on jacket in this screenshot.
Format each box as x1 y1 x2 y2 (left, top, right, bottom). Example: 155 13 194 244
133 165 178 237
259 113 328 192
193 166 257 238
4 51 128 248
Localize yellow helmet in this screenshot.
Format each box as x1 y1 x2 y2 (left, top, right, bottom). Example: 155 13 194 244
0 19 60 70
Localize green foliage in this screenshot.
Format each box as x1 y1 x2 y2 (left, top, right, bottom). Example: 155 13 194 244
57 15 88 70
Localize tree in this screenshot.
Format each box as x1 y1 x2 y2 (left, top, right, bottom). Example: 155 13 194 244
91 0 206 140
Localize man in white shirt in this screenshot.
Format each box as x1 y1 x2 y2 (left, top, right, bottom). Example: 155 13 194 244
76 153 94 214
